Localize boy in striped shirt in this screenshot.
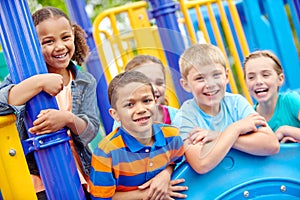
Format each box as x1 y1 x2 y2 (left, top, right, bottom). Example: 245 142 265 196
89 71 186 199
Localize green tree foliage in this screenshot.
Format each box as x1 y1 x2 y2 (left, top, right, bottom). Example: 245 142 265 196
27 0 140 22
28 0 67 14
87 0 140 21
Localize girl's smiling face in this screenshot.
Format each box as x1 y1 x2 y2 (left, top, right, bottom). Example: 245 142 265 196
35 16 75 73
245 56 284 103
133 63 166 105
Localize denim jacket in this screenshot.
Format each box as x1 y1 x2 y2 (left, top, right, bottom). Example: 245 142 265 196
0 62 100 176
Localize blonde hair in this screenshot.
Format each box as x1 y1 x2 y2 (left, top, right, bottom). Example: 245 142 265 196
243 50 283 77
179 44 227 80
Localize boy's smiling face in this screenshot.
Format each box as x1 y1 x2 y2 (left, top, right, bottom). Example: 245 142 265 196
181 64 228 115
109 82 156 139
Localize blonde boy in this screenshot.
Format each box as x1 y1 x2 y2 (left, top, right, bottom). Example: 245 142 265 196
89 71 186 199
172 43 280 174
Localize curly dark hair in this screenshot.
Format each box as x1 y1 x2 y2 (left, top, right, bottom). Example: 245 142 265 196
32 6 89 66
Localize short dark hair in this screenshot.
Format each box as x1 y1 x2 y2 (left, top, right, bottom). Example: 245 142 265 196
108 71 154 108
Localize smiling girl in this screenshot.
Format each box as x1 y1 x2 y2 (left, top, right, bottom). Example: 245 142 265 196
244 50 300 143
0 7 100 199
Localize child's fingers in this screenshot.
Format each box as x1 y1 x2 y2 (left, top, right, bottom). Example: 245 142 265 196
35 126 55 135
138 179 152 190
170 178 185 186
189 131 207 144
188 127 203 137
168 183 188 199
246 115 267 128
192 134 206 145
37 109 51 118
29 117 55 134
248 113 266 122
165 197 175 200
254 118 267 127
169 179 188 198
167 192 187 200
32 116 45 126
168 190 187 199
281 136 296 143
28 127 35 134
29 125 51 135
28 123 44 133
35 130 51 135
170 185 188 192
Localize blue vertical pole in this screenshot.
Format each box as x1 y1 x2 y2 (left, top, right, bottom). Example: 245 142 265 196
293 0 300 21
289 0 300 48
242 0 300 91
0 0 84 199
64 0 113 134
148 0 192 103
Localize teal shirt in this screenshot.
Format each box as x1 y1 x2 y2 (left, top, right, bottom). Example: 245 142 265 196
254 92 300 132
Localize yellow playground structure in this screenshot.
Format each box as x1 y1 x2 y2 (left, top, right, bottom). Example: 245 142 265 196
92 0 252 106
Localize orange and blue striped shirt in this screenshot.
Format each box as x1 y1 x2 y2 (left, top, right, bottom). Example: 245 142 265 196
89 124 184 199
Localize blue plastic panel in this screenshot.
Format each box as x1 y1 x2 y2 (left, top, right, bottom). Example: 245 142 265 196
172 143 300 199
